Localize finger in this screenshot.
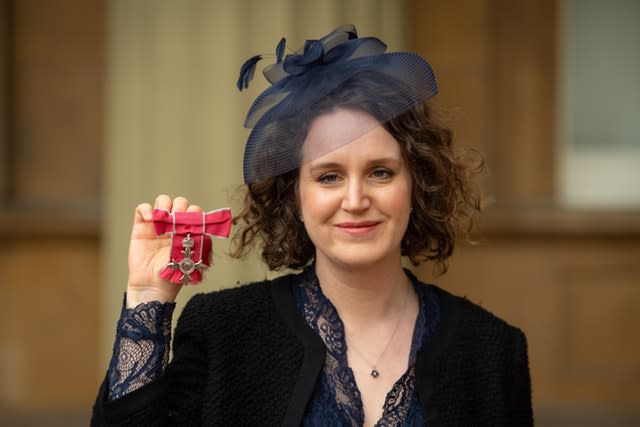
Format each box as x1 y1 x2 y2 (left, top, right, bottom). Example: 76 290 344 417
134 202 154 223
172 196 189 213
186 204 203 213
154 194 172 211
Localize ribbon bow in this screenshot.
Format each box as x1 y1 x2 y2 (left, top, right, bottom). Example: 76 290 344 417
152 208 232 285
281 39 325 76
237 24 388 130
236 24 370 91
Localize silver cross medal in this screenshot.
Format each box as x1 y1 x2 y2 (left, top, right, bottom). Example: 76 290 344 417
166 233 206 285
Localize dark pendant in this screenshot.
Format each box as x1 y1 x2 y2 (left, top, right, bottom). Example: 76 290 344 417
371 369 379 378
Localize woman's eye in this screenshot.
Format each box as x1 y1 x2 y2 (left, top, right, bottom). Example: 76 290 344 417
318 173 339 184
371 168 393 179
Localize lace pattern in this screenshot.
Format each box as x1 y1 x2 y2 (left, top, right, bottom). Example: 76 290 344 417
301 272 364 426
294 267 440 427
107 295 176 400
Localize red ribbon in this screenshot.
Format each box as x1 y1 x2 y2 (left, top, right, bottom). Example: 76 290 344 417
152 208 232 285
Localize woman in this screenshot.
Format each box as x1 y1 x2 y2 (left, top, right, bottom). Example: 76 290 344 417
91 25 533 426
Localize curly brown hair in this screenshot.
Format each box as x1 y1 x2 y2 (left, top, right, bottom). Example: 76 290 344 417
231 74 482 273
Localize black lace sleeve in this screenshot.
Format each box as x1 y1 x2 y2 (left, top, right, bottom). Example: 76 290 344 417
107 295 176 400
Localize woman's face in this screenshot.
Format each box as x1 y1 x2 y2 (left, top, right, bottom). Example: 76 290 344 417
297 108 412 269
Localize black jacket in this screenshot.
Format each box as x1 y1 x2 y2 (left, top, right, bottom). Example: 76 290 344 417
91 273 533 426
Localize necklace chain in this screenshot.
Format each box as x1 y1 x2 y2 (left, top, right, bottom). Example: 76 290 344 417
346 284 412 379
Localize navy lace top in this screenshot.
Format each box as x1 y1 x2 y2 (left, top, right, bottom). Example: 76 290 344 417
107 268 440 426
292 268 440 426
107 295 176 400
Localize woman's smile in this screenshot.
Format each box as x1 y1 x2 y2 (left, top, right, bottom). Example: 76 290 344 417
334 221 381 237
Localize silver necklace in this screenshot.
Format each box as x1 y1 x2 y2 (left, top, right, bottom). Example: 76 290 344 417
346 285 412 379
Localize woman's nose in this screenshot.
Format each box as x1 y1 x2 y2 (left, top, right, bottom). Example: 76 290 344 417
341 179 370 212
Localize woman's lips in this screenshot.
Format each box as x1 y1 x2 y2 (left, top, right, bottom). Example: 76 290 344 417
335 221 380 236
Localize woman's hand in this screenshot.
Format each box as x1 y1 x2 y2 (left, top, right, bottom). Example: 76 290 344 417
126 194 202 307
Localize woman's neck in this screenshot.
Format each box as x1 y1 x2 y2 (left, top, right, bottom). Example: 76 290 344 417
314 256 413 324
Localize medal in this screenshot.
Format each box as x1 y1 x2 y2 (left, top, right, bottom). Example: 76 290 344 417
152 208 232 285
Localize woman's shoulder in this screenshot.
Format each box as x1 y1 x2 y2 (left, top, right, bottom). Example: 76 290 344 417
413 277 527 349
414 282 533 422
433 285 521 331
184 273 293 311
416 281 529 373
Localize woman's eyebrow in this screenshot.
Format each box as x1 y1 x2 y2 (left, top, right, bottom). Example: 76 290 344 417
309 156 401 171
308 161 342 173
366 157 402 166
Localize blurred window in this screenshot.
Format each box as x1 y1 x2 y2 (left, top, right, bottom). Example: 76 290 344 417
560 0 640 207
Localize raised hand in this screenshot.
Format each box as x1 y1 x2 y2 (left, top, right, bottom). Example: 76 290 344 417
126 195 202 307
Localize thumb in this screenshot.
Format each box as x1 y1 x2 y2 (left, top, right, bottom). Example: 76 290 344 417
134 203 154 224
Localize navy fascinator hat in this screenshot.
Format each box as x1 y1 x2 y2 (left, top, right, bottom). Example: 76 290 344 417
237 24 438 184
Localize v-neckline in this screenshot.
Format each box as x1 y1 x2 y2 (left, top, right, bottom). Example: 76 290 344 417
294 267 431 426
